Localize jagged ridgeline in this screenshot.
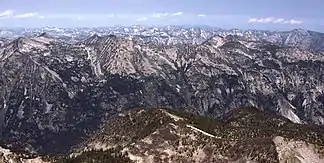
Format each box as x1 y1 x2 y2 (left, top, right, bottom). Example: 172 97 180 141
0 30 323 162
1 27 324 52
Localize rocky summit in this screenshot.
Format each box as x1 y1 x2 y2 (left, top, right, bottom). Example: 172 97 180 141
0 27 324 162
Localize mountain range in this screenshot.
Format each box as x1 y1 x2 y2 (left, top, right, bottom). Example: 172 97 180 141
1 26 324 52
0 26 324 162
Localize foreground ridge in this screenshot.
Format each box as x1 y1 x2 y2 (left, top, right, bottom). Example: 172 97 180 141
0 107 324 162
60 108 324 163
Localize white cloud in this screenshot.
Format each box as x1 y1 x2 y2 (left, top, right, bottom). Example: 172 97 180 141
198 14 206 17
0 10 14 19
136 17 148 21
171 12 183 16
248 17 275 23
43 13 122 20
284 19 303 24
274 18 285 23
152 13 169 18
0 10 45 19
248 17 303 24
15 12 39 18
151 12 183 19
248 18 257 23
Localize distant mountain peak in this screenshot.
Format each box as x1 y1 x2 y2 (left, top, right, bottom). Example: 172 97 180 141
107 34 117 38
37 32 54 39
292 28 308 32
84 34 102 44
291 28 309 35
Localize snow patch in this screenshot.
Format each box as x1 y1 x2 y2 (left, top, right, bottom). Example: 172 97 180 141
278 99 302 124
186 125 217 138
283 109 301 124
65 55 74 62
118 113 126 117
85 47 103 77
176 84 181 92
68 91 76 99
162 110 184 121
32 36 53 44
24 87 28 96
43 66 64 84
71 76 79 82
234 49 253 59
17 101 25 119
81 76 88 83
302 99 307 108
45 102 53 114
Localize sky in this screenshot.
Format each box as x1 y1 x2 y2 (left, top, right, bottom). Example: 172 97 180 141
0 0 324 32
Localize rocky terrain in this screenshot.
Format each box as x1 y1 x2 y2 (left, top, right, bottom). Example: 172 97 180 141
73 107 324 163
2 108 324 163
0 28 324 162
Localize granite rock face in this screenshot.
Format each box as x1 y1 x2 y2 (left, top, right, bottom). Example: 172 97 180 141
0 33 323 156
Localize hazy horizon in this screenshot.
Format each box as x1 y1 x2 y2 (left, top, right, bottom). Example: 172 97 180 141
0 25 323 34
1 0 324 32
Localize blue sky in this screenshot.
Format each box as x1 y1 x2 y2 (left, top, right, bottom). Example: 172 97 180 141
0 0 324 31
